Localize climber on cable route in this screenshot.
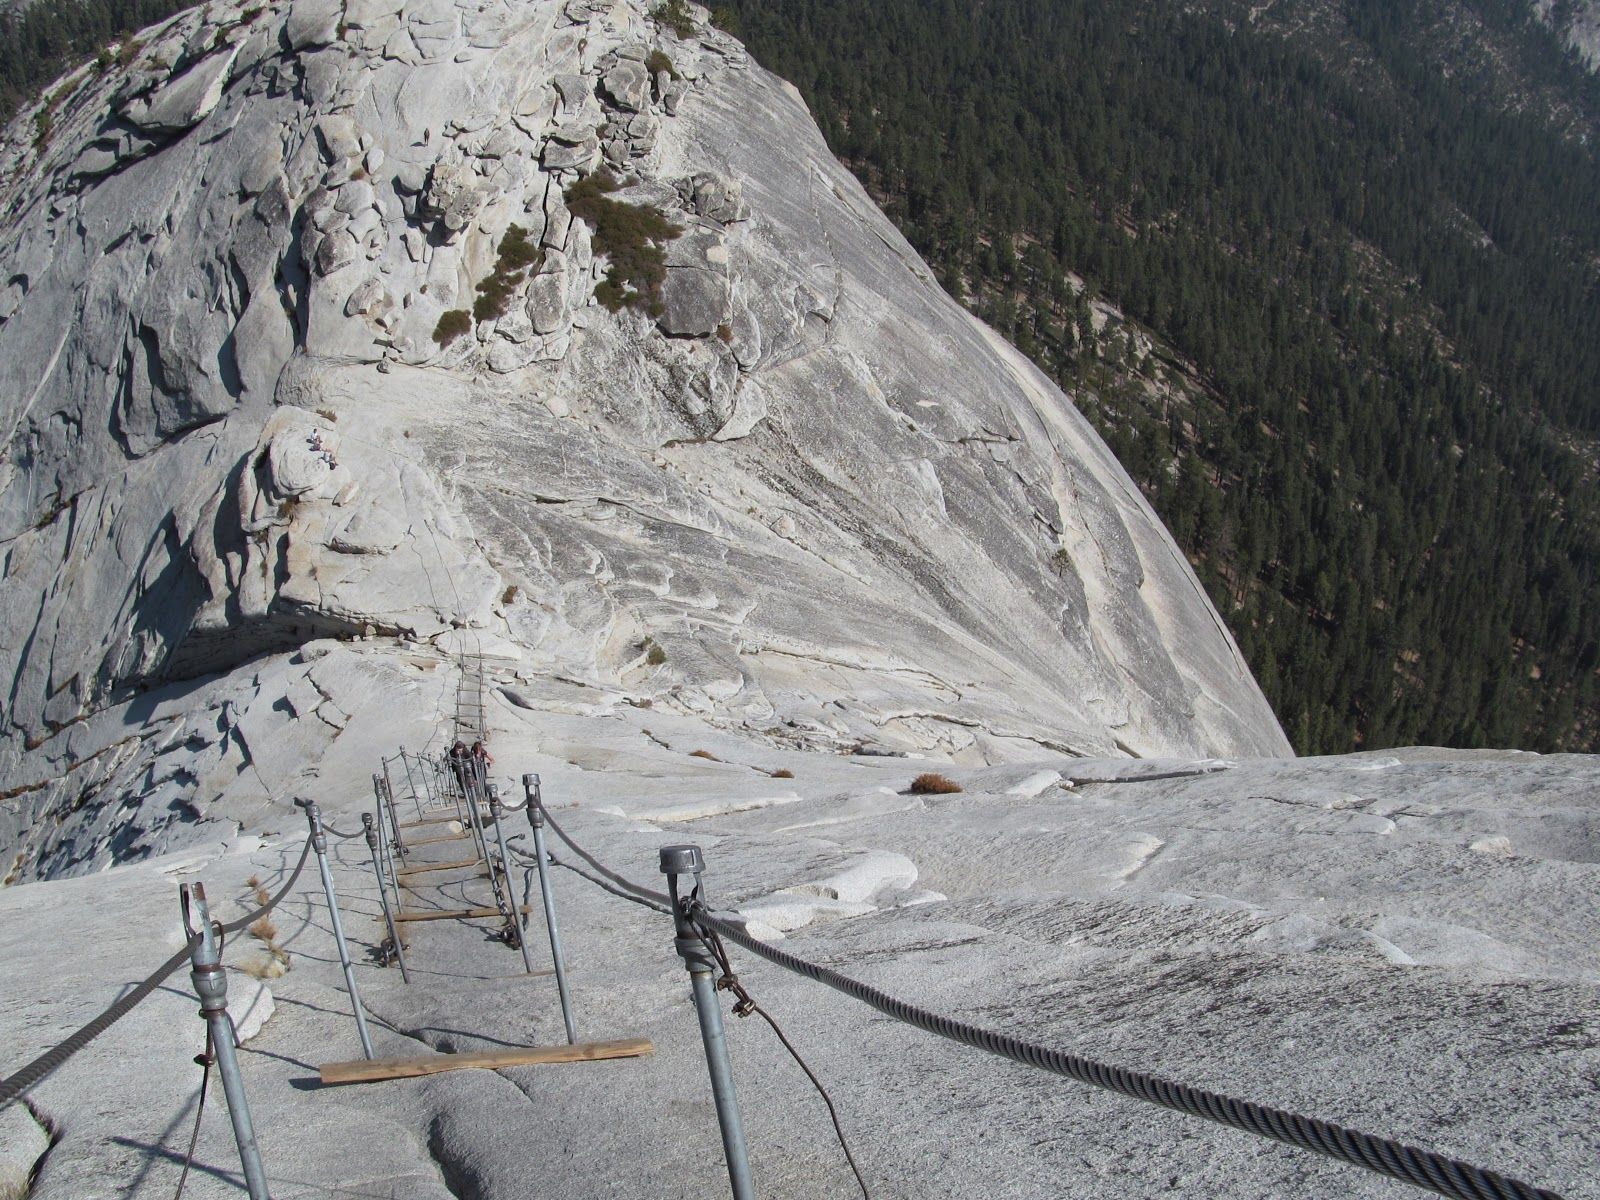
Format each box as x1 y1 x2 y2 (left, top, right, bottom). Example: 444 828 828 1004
470 740 493 794
449 740 471 797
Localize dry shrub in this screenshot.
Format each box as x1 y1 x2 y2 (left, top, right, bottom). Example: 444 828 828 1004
645 48 678 81
565 169 680 316
239 951 289 980
689 749 721 761
770 768 795 779
248 916 278 943
908 772 962 795
433 309 472 345
473 224 543 322
246 874 260 889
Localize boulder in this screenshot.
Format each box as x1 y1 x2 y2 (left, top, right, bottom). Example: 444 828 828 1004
658 267 730 337
542 134 599 172
526 256 570 334
122 47 239 133
284 0 342 50
601 59 651 112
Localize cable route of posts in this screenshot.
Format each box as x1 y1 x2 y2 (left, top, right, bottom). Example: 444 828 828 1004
534 811 1568 1200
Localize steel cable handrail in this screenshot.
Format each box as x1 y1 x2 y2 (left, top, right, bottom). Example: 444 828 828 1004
692 904 1563 1200
0 836 314 1110
527 814 1566 1200
539 807 672 909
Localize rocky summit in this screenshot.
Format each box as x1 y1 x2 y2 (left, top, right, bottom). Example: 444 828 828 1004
0 0 1285 879
0 3 1592 1200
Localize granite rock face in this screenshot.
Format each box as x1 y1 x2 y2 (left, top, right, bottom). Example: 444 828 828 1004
0 0 1287 881
1533 0 1600 69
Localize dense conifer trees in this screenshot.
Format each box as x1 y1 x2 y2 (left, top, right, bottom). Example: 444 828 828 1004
725 0 1600 754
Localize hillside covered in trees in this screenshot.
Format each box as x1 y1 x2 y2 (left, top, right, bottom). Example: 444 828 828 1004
721 0 1600 754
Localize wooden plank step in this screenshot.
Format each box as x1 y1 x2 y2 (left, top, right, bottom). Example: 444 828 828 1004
319 1038 654 1085
396 857 482 876
399 814 463 829
395 904 531 923
406 831 467 847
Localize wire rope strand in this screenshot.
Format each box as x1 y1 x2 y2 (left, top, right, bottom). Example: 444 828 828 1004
0 836 313 1109
691 905 1564 1200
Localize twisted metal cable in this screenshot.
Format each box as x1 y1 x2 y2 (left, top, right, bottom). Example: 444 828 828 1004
0 837 313 1110
542 849 672 915
172 1026 213 1200
539 808 672 909
693 920 872 1199
691 905 1564 1200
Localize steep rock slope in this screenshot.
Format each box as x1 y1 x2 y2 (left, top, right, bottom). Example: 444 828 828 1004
1535 0 1600 69
0 0 1287 879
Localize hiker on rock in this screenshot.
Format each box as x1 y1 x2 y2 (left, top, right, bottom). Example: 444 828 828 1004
449 740 471 796
470 741 492 792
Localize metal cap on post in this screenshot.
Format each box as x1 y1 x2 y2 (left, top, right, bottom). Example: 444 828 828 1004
295 798 376 1059
180 883 272 1200
661 845 755 1200
522 773 543 826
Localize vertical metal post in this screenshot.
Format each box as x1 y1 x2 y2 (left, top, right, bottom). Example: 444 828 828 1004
459 763 491 870
384 754 420 821
362 812 410 984
661 844 754 1200
398 748 425 817
490 792 537 975
296 799 375 1059
180 883 272 1200
378 799 404 921
523 774 577 1045
418 754 440 809
374 773 405 859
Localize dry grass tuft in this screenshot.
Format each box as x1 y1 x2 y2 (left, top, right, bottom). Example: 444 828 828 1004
769 768 795 779
689 749 721 761
238 952 289 980
908 772 962 795
238 897 290 978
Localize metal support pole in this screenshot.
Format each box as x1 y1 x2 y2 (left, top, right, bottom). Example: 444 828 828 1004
523 773 577 1044
440 757 466 822
374 773 405 859
384 754 421 821
296 799 375 1059
490 792 537 975
661 844 754 1200
377 796 404 921
398 747 425 817
180 883 272 1200
418 754 440 809
458 763 491 870
363 813 410 984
